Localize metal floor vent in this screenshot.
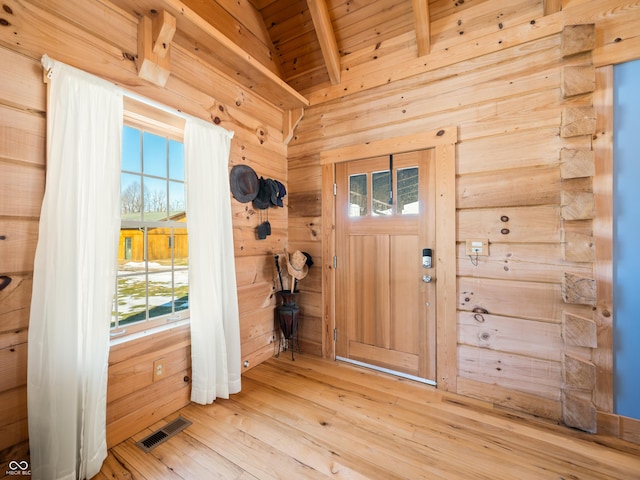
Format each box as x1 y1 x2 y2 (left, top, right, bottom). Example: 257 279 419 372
136 416 192 453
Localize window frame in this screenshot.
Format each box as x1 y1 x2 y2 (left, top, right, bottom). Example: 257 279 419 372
111 98 189 342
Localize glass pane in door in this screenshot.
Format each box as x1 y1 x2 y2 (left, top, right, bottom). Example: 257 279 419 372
397 167 419 215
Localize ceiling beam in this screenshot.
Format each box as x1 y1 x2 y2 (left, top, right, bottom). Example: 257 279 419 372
412 0 431 57
306 0 341 85
544 0 563 15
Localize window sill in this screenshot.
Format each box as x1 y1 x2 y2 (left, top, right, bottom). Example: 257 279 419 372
109 318 190 347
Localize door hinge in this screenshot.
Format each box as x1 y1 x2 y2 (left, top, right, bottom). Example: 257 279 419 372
333 328 337 341
333 255 337 269
333 183 337 196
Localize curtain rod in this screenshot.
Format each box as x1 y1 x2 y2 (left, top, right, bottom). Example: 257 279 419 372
40 54 227 130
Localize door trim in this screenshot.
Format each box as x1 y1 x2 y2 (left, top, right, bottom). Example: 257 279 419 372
321 127 459 392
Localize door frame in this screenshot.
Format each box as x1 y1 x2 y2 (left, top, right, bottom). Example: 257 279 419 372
320 127 459 392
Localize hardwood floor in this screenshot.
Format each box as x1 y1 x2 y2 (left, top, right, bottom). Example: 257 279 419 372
94 355 640 480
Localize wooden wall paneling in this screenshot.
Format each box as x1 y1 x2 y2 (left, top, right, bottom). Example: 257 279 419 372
458 276 592 323
0 219 38 275
0 342 27 396
106 372 191 448
170 44 287 139
456 376 562 420
0 163 45 218
1 0 288 138
0 386 28 452
458 205 562 244
300 36 564 143
0 106 46 165
457 242 592 283
457 344 562 401
0 275 32 335
458 311 563 362
0 47 47 111
457 166 561 209
107 357 190 426
563 0 640 67
306 11 564 105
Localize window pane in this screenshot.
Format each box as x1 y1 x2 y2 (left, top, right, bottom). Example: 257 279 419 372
349 173 367 217
397 167 419 215
121 173 142 220
174 235 189 315
148 270 175 320
144 177 168 219
372 170 392 216
116 272 147 325
175 269 189 313
115 124 188 333
169 140 184 181
122 126 141 173
143 131 167 177
169 180 186 216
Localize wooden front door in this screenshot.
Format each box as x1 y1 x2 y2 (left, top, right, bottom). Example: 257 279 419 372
335 149 437 383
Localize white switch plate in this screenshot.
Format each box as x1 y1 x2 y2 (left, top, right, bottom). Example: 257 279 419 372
465 239 489 256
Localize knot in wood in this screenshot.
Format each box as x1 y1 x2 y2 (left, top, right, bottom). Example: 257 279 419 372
501 228 510 235
500 215 509 222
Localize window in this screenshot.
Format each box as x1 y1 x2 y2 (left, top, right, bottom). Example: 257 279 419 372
348 164 419 217
111 122 188 336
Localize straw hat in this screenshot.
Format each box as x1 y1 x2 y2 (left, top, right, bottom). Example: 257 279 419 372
286 250 309 280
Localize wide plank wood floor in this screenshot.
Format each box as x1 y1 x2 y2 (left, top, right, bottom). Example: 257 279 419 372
94 355 640 480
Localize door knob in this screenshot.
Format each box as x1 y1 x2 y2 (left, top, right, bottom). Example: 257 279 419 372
422 274 432 283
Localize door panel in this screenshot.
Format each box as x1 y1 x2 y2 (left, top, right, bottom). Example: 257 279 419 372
335 149 436 382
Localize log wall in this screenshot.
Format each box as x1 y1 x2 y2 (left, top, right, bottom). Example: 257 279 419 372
0 0 287 460
287 0 640 440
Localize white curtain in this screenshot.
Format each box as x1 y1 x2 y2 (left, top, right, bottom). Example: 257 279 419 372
28 57 122 480
184 117 241 403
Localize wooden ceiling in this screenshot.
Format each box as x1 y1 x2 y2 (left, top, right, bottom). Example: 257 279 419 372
104 0 560 108
250 0 429 95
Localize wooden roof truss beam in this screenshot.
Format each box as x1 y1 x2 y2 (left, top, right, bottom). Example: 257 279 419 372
306 0 341 84
411 0 431 57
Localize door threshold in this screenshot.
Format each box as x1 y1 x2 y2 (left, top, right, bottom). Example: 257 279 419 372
336 356 437 386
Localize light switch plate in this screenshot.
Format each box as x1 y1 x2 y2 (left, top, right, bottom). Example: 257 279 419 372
465 239 489 256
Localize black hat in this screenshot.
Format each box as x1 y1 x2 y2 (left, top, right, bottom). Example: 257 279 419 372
230 165 259 203
252 177 275 210
273 180 287 207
